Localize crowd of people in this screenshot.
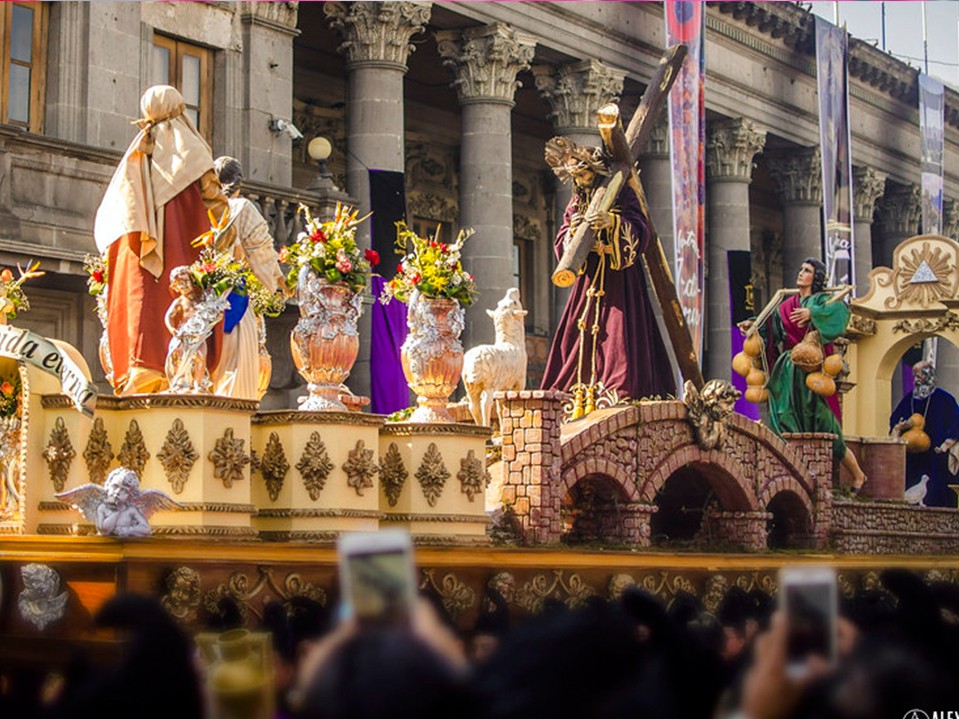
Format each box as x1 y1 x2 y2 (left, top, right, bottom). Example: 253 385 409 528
2 566 958 719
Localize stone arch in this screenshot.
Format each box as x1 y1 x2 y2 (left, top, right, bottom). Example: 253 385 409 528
765 488 814 549
846 235 959 437
757 475 816 517
557 456 642 505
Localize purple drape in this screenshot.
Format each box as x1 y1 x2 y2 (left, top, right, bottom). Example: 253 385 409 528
370 275 410 414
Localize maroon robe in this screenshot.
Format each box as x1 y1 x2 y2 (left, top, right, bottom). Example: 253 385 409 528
541 188 676 400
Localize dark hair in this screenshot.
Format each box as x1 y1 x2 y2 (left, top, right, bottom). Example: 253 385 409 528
803 257 828 294
214 155 243 196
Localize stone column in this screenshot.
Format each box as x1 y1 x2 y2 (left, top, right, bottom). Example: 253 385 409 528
942 198 959 241
640 119 674 263
874 183 920 267
704 118 767 382
852 166 886 296
325 1 431 397
436 24 536 347
768 146 823 286
534 59 626 335
45 2 90 143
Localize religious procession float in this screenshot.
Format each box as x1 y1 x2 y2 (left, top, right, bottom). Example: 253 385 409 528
1 47 957 673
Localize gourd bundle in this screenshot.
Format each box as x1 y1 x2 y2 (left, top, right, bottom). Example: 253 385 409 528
902 413 931 454
733 330 844 403
732 333 768 404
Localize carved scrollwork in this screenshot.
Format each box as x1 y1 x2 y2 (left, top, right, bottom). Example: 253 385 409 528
515 570 596 613
118 419 150 475
891 312 959 335
209 427 250 490
42 417 75 492
297 431 333 502
343 439 377 496
639 570 696 601
82 417 113 485
260 432 290 502
457 449 489 502
203 566 327 625
420 568 476 620
157 419 198 494
379 442 408 507
416 442 449 507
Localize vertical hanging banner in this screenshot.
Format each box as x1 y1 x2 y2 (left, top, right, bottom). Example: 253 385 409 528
665 0 705 361
727 250 758 420
815 16 855 289
919 73 945 234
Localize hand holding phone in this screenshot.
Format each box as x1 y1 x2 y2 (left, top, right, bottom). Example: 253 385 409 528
337 530 417 627
779 566 838 678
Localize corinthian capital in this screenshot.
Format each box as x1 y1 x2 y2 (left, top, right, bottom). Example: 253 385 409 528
852 166 887 223
532 59 626 134
641 117 670 158
767 146 822 205
435 24 536 105
324 1 431 69
875 184 921 237
705 118 767 182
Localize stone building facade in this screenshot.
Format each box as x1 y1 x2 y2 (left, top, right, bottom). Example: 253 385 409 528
1 1 958 404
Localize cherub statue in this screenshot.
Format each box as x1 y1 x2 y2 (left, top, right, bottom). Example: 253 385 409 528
164 265 229 394
18 563 69 631
56 466 182 538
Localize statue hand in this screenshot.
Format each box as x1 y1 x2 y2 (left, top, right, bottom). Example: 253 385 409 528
585 208 614 231
737 320 753 336
789 307 811 327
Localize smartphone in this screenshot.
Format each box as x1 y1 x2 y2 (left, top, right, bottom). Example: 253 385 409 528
337 530 417 627
779 566 838 677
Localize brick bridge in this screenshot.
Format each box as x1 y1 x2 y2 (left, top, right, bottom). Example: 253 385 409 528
496 390 835 550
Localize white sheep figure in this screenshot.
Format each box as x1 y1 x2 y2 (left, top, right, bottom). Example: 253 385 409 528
462 288 528 427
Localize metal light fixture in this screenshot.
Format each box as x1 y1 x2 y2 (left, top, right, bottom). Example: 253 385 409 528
307 136 335 190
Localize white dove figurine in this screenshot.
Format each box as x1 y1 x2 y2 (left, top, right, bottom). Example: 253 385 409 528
904 475 930 507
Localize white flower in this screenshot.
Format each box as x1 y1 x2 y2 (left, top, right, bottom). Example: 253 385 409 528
451 274 462 286
297 232 309 242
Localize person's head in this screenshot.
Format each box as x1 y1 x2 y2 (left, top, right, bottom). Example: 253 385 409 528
913 360 936 389
104 467 139 505
139 85 186 125
214 156 243 197
544 136 608 190
797 258 828 295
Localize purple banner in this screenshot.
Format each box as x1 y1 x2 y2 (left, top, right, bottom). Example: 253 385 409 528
665 0 705 361
728 250 758 419
370 275 410 415
815 16 855 289
919 73 945 234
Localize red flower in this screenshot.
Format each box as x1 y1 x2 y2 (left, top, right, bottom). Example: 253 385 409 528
0 269 12 283
411 273 421 285
92 269 105 283
311 229 327 243
439 243 448 253
365 249 380 267
430 241 438 249
202 263 217 274
0 381 12 396
396 264 404 275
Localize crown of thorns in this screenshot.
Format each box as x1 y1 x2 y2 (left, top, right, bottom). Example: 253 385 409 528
544 137 609 184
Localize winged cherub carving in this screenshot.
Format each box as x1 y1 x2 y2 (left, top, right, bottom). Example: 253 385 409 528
56 466 183 538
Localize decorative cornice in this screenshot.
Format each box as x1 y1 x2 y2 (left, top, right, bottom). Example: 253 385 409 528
533 59 626 134
239 0 300 36
253 410 385 427
876 184 921 237
705 117 767 182
435 23 536 106
380 512 489 523
852 166 887 224
381 422 492 438
178 502 257 513
152 526 259 538
767 146 822 205
710 2 812 52
44 394 260 413
256 508 382 519
324 1 431 70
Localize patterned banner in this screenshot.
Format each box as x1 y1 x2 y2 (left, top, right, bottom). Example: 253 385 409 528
665 0 705 361
919 73 945 234
815 16 854 289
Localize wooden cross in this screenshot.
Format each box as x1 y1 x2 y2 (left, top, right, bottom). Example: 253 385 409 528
552 45 705 391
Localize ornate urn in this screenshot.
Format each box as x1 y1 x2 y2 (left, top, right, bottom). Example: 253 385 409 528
291 268 361 411
401 290 465 423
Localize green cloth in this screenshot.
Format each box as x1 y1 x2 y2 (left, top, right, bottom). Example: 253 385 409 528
766 292 849 459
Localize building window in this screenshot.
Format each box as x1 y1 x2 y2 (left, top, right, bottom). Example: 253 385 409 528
0 2 48 131
152 33 212 140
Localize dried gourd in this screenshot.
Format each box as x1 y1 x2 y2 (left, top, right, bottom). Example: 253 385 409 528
746 368 766 387
732 351 753 378
744 386 768 403
742 333 763 358
791 330 823 372
805 371 836 397
822 353 843 377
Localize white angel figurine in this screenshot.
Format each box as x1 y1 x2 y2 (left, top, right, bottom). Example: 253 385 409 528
56 466 182 538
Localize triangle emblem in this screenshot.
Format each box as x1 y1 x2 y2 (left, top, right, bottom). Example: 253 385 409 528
909 260 938 284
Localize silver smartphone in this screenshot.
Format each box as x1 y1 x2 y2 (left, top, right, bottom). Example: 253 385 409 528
337 530 417 627
779 565 838 677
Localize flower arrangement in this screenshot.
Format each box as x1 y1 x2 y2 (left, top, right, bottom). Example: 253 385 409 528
280 203 375 294
0 371 20 418
83 254 108 297
188 247 286 318
382 222 477 306
0 260 45 319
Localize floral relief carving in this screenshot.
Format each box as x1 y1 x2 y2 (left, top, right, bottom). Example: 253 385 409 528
203 566 327 624
457 449 489 501
260 432 290 503
42 417 76 492
416 442 449 507
118 419 150 476
379 442 408 507
342 439 377 496
420 569 476 620
638 570 696 602
516 570 596 613
82 417 113 485
157 419 199 494
297 431 333 501
208 427 250 490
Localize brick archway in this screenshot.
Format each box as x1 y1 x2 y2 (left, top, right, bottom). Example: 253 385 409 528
498 392 833 548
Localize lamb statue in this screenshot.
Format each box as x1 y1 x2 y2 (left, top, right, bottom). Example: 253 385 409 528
462 288 528 427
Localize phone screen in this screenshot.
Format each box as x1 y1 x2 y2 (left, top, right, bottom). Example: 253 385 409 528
342 547 415 626
784 580 834 665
